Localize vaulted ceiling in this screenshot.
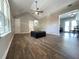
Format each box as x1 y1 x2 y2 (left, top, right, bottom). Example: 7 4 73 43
8 0 79 18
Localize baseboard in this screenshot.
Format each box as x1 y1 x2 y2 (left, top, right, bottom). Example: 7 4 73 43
2 35 14 59
15 32 30 34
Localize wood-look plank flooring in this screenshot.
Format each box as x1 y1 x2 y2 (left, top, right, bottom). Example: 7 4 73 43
6 34 79 59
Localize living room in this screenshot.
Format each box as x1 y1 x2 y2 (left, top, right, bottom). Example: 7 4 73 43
0 0 79 59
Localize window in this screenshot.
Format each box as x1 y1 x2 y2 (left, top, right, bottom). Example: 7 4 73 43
33 20 38 26
0 12 5 34
65 21 70 32
29 20 39 32
29 20 34 32
65 20 77 32
71 20 77 30
0 0 11 37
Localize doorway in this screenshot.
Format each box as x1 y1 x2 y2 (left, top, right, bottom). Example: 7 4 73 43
59 10 79 38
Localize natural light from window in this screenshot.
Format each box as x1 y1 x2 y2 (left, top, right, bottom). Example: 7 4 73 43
0 0 11 37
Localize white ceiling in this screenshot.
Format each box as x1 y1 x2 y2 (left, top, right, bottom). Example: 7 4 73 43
9 0 34 17
8 0 79 18
60 9 79 19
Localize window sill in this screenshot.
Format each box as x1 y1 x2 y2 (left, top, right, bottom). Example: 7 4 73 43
0 31 11 37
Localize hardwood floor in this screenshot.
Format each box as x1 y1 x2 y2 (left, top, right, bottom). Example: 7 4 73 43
6 33 79 59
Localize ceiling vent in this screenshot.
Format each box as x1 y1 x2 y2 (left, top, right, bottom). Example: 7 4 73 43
68 4 72 7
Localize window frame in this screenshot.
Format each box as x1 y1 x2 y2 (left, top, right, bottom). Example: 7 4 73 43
0 0 11 37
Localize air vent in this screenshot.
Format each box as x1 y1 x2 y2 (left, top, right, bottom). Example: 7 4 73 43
68 4 72 7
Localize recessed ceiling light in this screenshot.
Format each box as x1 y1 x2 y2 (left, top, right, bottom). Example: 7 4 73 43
71 14 74 17
72 13 76 15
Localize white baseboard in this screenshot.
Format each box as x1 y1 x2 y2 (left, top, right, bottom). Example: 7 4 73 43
2 35 14 59
15 32 30 34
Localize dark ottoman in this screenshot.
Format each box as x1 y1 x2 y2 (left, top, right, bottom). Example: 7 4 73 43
31 31 46 38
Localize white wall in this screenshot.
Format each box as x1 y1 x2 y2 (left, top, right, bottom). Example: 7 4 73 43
39 13 60 35
15 18 21 33
0 18 14 59
14 12 61 35
15 13 37 34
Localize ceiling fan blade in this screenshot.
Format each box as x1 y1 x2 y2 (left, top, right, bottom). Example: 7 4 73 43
32 0 44 15
37 11 43 13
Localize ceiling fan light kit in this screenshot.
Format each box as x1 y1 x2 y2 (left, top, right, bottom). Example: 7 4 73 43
33 0 43 15
35 11 39 15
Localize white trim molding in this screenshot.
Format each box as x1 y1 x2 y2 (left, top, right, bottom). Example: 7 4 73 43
2 35 14 59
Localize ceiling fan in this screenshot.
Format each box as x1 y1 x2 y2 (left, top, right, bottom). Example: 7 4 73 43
32 0 44 15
